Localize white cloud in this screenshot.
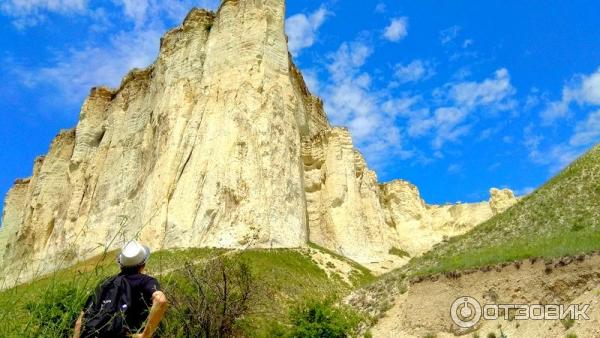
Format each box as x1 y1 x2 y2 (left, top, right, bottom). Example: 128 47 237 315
405 69 516 150
1 0 86 15
13 27 163 105
318 41 413 166
440 25 460 44
541 67 600 124
118 0 149 27
530 143 581 173
541 100 570 123
374 3 386 13
285 6 330 56
394 60 435 83
1 0 87 28
447 163 463 174
381 96 421 118
570 109 600 147
1 0 220 28
448 68 516 111
383 17 408 42
327 42 372 82
577 68 600 105
115 0 220 27
524 103 599 174
407 106 470 149
301 69 321 95
7 0 222 106
430 107 470 149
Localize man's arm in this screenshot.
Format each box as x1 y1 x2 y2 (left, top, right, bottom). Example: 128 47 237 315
136 291 168 338
73 311 84 338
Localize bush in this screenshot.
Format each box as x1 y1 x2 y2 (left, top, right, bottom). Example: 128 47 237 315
561 318 576 330
389 247 410 258
160 257 256 337
287 299 360 338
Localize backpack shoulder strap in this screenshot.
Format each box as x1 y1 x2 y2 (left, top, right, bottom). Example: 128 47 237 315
114 276 133 312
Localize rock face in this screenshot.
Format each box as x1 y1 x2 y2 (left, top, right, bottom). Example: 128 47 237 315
383 183 517 258
0 0 517 284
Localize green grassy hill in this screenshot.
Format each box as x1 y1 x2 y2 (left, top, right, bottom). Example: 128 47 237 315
0 246 374 337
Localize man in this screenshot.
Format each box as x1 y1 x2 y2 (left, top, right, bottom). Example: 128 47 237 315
73 241 168 338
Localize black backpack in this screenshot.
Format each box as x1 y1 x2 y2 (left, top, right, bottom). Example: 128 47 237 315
81 276 133 338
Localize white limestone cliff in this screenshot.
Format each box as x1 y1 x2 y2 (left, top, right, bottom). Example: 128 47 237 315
0 0 517 285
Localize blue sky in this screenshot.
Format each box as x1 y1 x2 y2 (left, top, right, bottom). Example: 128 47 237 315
0 0 599 216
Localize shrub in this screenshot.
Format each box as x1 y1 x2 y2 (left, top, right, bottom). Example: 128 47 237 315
287 299 360 338
561 317 576 330
161 257 256 337
389 247 410 258
571 222 585 232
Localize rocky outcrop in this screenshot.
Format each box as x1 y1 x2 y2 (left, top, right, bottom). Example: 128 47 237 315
302 128 402 272
383 182 517 257
0 0 518 285
489 188 517 214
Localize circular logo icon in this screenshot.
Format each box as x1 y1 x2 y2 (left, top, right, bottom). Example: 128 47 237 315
450 296 482 328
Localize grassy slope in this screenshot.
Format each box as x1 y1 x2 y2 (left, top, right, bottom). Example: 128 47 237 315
0 247 374 337
406 143 600 276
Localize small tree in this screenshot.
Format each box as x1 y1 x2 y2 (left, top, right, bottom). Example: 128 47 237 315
162 257 255 337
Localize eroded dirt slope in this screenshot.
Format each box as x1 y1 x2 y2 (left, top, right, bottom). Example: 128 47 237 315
367 253 600 337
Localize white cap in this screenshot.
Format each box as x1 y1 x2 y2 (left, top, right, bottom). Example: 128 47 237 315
117 240 151 268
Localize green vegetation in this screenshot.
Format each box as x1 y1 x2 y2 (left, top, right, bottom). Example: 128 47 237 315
307 242 376 286
389 247 410 258
24 283 88 337
284 299 361 338
0 247 372 337
561 317 576 330
161 257 255 337
404 144 600 276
